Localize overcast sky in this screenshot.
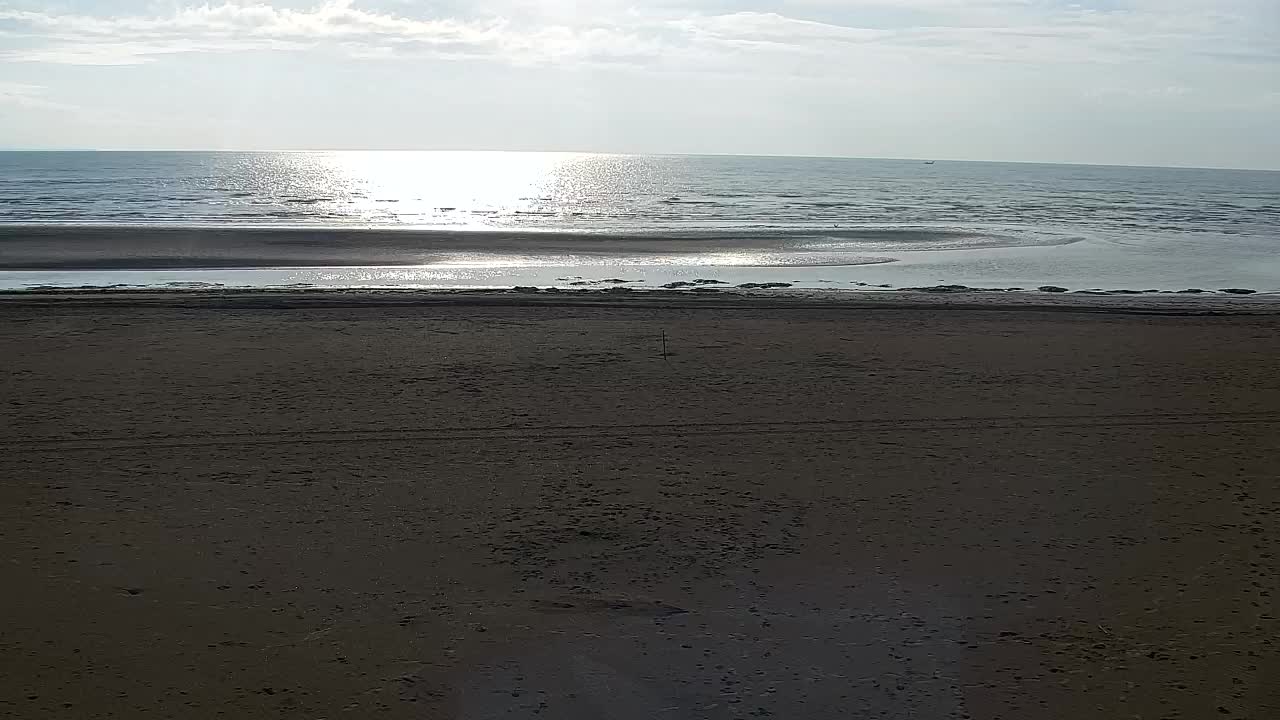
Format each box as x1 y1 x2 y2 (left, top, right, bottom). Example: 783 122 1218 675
0 0 1276 168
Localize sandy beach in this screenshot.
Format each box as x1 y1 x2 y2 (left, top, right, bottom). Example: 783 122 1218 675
1 290 1277 719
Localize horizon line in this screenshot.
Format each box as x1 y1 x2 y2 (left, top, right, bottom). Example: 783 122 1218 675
0 148 1274 173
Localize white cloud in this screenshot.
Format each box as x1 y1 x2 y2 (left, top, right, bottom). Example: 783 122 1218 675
0 0 1274 69
671 12 891 46
0 81 76 110
0 1 666 65
0 0 1275 129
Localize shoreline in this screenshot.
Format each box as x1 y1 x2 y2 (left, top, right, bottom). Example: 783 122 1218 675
2 286 1279 315
4 224 1277 292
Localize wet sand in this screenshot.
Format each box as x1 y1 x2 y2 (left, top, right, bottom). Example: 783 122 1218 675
1 291 1277 719
0 226 980 269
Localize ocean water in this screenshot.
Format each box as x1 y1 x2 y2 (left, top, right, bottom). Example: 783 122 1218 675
1 151 1277 292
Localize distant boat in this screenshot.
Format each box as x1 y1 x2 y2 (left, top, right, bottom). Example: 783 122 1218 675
923 160 936 165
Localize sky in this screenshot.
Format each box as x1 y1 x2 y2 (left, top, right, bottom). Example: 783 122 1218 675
0 0 1277 168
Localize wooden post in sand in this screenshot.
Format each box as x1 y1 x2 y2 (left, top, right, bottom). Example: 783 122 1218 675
662 330 668 361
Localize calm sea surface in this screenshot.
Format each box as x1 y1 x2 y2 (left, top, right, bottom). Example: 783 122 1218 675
1 151 1277 291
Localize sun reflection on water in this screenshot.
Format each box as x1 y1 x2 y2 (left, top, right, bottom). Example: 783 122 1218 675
422 251 895 268
250 151 648 229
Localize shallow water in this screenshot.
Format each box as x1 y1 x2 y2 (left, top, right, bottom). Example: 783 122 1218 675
1 152 1277 291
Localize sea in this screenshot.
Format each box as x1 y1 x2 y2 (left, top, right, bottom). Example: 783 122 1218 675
1 151 1277 293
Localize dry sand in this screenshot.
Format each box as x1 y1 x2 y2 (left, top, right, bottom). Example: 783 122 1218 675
1 291 1277 719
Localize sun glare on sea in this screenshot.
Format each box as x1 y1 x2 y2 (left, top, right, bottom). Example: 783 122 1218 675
278 151 603 227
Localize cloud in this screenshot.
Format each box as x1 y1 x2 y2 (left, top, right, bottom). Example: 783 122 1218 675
0 1 1275 166
0 81 76 110
0 0 1274 74
0 0 671 65
671 12 891 46
0 1 507 64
